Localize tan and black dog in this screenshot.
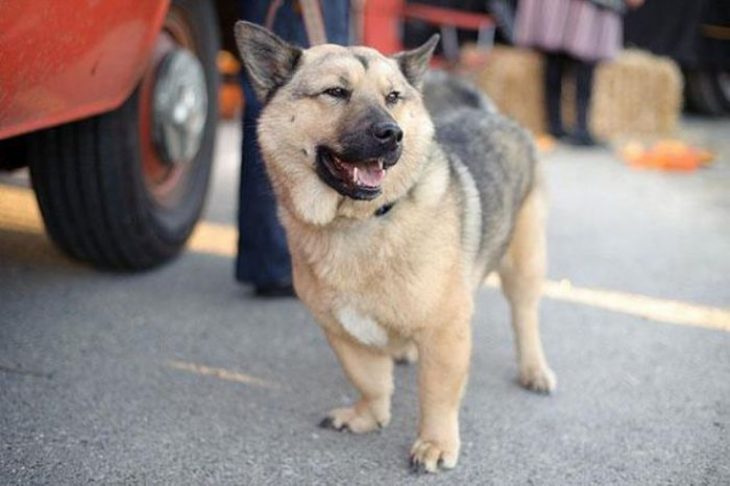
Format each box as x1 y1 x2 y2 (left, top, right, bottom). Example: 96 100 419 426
235 22 556 473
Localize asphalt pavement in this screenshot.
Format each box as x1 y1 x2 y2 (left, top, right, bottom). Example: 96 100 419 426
1 118 729 485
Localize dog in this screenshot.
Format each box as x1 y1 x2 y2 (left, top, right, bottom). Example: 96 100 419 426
234 22 556 473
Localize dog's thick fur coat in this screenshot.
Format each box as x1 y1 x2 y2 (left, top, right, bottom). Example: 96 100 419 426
235 22 555 473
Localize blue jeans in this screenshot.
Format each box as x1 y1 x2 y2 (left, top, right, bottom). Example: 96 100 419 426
236 0 349 286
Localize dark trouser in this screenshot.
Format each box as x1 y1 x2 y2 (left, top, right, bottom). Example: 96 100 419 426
544 52 596 137
236 0 349 286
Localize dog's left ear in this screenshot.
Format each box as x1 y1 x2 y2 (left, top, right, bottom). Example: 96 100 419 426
392 34 440 90
234 21 303 101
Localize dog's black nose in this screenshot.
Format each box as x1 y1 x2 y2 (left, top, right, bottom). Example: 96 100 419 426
372 122 403 146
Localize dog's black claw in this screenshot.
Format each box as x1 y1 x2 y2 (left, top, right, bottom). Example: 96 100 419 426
409 456 426 474
394 358 410 366
318 417 335 429
319 416 349 432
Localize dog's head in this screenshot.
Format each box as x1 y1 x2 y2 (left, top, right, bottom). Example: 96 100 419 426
235 21 438 225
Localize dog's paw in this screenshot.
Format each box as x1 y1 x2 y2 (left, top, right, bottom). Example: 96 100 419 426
519 364 557 394
409 438 459 474
319 406 388 434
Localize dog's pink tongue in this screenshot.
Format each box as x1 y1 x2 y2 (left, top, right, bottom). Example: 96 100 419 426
354 163 385 188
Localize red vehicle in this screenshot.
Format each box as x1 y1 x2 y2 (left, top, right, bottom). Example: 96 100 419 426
0 0 224 270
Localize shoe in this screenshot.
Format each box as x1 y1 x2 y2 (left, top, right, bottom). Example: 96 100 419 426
566 130 602 147
548 127 569 139
254 282 296 298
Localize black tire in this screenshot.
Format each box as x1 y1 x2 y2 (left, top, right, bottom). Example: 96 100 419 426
28 0 220 270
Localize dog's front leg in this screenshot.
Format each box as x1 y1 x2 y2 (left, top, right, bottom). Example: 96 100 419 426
411 320 471 473
319 330 394 433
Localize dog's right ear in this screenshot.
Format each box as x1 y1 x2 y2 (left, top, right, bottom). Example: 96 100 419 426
234 21 302 101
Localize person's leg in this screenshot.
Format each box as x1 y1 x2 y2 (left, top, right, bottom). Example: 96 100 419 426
569 59 599 146
270 0 349 46
235 1 296 295
544 52 567 138
235 1 349 295
236 76 293 293
321 0 351 44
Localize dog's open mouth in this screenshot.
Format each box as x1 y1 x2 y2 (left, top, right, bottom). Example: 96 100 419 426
316 147 386 200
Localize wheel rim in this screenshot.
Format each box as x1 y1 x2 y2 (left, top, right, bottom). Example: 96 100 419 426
138 5 209 208
153 49 207 166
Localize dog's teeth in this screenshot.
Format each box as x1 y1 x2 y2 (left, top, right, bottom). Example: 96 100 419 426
352 167 359 182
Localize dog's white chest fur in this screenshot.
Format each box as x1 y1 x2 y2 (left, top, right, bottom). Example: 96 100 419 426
336 306 388 347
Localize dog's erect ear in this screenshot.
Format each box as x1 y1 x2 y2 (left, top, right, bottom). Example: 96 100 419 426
392 34 440 89
234 21 303 101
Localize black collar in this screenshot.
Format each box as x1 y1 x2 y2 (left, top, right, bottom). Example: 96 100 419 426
374 202 395 217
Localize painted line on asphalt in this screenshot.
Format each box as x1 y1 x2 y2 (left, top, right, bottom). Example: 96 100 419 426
484 275 730 332
2 184 729 332
167 360 279 389
0 184 238 255
188 220 238 256
541 280 730 331
0 184 44 233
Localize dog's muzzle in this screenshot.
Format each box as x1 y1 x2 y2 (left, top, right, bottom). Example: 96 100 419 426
315 121 403 201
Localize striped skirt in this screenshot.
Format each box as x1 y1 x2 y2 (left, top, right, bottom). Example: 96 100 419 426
515 0 623 62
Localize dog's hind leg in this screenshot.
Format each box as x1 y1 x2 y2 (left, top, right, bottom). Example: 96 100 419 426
319 331 394 433
498 186 557 393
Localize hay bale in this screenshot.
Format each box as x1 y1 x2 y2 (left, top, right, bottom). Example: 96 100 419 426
591 49 683 139
471 46 546 134
470 46 683 140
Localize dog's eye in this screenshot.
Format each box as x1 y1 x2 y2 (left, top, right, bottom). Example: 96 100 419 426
323 87 349 99
385 91 401 105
